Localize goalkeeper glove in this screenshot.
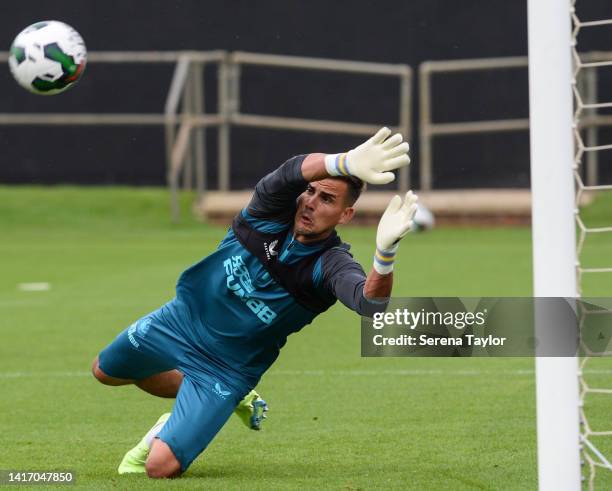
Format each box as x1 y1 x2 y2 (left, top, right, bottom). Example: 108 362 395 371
373 191 418 274
324 127 410 185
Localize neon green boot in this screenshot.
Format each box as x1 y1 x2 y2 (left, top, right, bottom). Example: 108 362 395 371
118 412 171 474
234 390 268 430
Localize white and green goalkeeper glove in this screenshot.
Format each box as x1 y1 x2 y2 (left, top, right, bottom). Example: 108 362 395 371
373 191 418 274
324 127 410 185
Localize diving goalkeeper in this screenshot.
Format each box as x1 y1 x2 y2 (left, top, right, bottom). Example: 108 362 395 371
92 127 417 478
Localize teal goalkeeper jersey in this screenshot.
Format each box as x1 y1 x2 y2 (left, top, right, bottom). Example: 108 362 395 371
175 155 381 387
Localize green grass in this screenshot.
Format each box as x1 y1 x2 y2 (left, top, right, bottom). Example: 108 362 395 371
0 186 611 490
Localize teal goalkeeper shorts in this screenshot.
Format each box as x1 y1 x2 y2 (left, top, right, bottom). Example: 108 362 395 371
97 298 250 471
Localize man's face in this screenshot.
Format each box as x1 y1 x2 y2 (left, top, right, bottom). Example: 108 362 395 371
293 178 355 243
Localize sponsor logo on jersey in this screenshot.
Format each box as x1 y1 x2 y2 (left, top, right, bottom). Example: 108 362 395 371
223 254 278 325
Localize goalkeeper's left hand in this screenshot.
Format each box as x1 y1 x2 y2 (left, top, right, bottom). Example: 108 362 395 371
373 191 418 274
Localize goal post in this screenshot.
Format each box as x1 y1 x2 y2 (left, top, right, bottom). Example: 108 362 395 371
528 0 581 489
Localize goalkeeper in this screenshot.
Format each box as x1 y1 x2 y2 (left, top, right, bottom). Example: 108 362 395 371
92 127 417 478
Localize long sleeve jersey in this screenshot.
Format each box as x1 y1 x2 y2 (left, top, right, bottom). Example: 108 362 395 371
175 155 381 387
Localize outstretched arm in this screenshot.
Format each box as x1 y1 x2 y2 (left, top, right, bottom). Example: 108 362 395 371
365 191 419 299
301 127 410 184
363 269 394 299
322 191 418 316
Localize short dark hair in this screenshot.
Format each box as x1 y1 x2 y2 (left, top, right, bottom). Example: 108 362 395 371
334 175 365 206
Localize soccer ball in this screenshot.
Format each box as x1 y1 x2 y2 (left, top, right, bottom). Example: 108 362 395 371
411 203 436 232
8 20 87 95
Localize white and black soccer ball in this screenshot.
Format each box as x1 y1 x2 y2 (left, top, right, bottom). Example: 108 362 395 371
8 20 87 95
411 203 435 232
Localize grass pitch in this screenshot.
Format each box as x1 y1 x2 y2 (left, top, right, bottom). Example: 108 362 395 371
1 186 611 490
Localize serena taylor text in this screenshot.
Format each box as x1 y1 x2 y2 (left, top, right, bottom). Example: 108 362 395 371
372 333 506 347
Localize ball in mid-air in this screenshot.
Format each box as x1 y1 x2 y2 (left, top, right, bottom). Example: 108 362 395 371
411 203 436 232
8 20 87 95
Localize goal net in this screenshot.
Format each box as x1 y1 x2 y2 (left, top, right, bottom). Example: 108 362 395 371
572 2 612 489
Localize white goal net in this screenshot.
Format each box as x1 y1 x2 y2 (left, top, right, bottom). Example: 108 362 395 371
571 2 612 488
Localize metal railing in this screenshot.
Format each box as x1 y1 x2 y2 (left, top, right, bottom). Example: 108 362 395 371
222 51 412 192
419 56 529 191
171 51 412 220
0 50 412 221
418 52 612 190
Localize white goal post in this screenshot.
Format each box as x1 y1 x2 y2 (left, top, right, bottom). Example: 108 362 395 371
528 0 581 490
